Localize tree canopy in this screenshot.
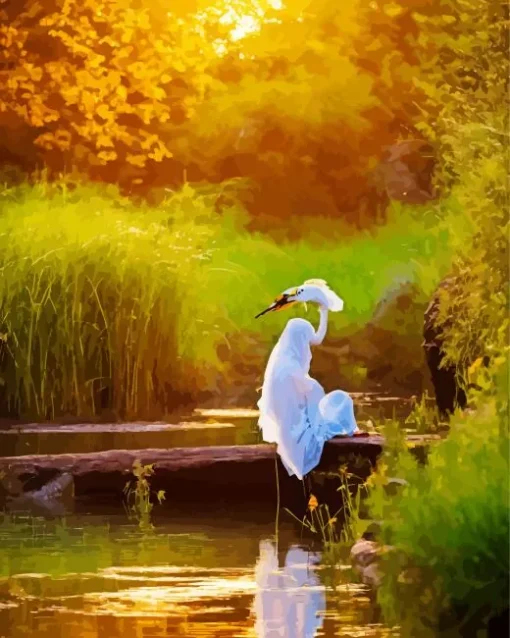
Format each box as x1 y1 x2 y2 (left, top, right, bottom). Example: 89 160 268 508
0 0 507 227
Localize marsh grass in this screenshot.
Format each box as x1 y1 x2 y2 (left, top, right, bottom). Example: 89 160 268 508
284 466 370 550
0 180 464 419
404 390 441 433
0 181 219 419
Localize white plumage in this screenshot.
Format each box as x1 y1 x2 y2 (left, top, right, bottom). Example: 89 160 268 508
257 317 358 480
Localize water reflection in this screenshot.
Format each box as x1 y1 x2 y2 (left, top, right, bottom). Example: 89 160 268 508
0 512 395 637
254 540 325 638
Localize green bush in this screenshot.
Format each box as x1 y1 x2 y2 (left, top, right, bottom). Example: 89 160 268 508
413 0 509 380
368 358 509 636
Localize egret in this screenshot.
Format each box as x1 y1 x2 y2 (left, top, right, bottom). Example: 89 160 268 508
256 279 363 480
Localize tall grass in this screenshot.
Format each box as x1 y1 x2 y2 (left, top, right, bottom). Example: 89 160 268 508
0 180 465 420
0 182 217 419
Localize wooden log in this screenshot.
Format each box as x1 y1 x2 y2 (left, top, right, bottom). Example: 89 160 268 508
0 435 440 509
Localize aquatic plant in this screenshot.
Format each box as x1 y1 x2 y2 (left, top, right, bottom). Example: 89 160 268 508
123 460 166 531
284 494 341 546
284 464 370 549
335 465 371 545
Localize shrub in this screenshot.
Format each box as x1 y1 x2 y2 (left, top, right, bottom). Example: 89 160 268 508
368 358 509 635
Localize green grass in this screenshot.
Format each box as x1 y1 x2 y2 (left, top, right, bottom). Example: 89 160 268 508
0 180 466 420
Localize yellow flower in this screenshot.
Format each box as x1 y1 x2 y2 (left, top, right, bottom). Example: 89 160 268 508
308 494 318 512
339 464 353 479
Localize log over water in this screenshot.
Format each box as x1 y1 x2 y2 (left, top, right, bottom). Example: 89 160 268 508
0 435 440 509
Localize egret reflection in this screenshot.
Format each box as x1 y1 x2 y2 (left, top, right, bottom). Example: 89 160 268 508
254 540 325 638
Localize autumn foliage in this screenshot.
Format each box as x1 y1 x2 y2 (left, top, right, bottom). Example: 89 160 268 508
0 0 216 180
3 0 499 225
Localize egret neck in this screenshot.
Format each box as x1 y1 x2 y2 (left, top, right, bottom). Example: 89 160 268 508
311 304 328 346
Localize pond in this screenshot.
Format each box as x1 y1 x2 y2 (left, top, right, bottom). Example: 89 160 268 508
0 505 398 638
0 396 414 636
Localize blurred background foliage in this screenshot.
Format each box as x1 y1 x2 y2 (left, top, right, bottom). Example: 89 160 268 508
2 0 484 222
0 0 507 419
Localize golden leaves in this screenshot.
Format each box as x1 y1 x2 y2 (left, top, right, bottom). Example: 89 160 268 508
140 133 159 151
120 29 133 44
127 154 147 167
97 150 118 162
383 3 405 18
0 25 15 48
96 104 112 121
3 0 213 176
35 129 71 150
96 134 114 148
29 102 60 127
148 142 172 162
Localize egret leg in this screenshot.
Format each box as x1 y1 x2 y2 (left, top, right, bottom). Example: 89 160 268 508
274 450 280 548
300 476 309 543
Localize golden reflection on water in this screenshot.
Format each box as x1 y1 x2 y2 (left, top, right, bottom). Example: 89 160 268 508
0 519 399 638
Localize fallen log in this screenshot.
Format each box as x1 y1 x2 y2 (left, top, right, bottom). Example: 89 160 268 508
0 435 440 510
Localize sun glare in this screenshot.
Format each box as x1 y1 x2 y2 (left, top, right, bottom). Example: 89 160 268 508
219 0 283 43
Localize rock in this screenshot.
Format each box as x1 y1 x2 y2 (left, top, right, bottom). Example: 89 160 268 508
350 539 384 589
383 477 408 497
375 140 436 204
6 472 74 516
422 277 467 417
337 280 431 395
350 538 399 591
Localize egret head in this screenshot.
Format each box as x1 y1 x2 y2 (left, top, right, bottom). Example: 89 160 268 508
255 279 343 318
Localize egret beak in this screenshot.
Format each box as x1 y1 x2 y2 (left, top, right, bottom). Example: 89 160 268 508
255 293 297 318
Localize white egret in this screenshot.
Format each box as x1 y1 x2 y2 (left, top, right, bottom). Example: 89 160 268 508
256 280 363 480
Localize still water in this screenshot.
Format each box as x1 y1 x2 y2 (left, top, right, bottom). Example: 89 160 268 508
0 399 411 636
0 507 398 638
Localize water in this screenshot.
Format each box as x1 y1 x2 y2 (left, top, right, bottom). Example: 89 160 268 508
0 397 411 636
0 508 398 638
0 395 412 457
